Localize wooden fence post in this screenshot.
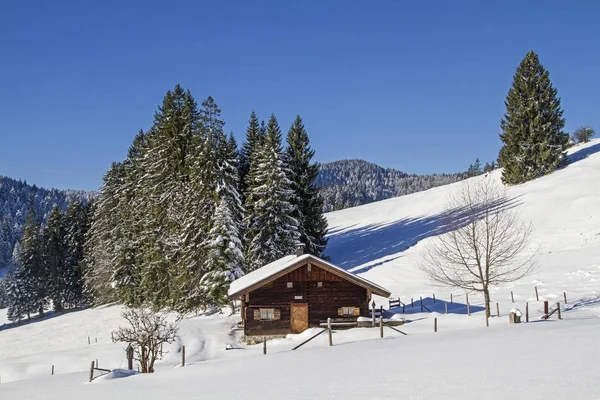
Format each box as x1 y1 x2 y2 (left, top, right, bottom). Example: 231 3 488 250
563 292 568 304
327 318 333 346
126 344 134 370
525 302 529 322
444 303 448 314
88 336 90 345
89 361 95 383
52 365 54 375
535 286 539 301
433 294 436 303
544 301 549 316
496 303 500 318
379 317 383 338
402 304 405 314
450 293 453 304
371 301 376 328
420 296 423 312
511 291 514 303
557 303 561 320
411 298 413 307
182 345 186 365
434 318 437 332
467 303 471 316
95 338 98 343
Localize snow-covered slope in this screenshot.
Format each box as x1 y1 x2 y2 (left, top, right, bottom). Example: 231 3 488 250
1 140 599 399
327 139 600 308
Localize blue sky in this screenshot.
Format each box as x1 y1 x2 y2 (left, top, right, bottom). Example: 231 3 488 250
1 1 599 190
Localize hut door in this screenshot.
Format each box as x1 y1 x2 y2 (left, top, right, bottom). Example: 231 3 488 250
290 303 309 333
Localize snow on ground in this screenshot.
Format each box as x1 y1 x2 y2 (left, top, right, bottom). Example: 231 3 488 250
1 318 599 399
1 140 599 398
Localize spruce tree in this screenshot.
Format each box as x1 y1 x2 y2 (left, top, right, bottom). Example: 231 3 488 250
16 209 46 317
201 198 244 305
239 111 264 199
43 206 65 312
244 114 299 271
61 201 87 308
499 51 569 184
285 115 328 257
136 85 200 310
84 162 127 304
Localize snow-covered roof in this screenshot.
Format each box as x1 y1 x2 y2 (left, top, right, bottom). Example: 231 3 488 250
228 254 391 298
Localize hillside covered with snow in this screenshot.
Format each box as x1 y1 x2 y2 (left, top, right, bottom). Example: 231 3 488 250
0 140 599 399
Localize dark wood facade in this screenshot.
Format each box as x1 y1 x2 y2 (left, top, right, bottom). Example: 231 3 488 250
232 257 390 338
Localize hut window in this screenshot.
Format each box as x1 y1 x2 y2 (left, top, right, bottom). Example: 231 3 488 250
338 306 360 317
253 308 281 320
287 282 293 288
260 308 275 320
317 281 323 287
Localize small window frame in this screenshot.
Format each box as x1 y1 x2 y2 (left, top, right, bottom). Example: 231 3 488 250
260 308 275 320
287 282 293 288
342 306 356 316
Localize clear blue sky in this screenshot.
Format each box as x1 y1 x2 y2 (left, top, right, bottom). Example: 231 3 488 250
1 1 599 190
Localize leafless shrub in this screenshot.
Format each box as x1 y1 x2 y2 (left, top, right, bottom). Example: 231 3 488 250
112 307 179 373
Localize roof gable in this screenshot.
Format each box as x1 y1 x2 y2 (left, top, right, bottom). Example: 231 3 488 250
228 254 391 298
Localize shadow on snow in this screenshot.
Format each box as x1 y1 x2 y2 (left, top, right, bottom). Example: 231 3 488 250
326 195 522 275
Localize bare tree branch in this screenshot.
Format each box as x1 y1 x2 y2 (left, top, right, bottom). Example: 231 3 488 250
112 307 179 373
419 178 537 316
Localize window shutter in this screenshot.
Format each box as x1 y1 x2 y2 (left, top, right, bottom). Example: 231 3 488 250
338 308 343 316
354 307 360 316
274 309 281 320
253 309 260 320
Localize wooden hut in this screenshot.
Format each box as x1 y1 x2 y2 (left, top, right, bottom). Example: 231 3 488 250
228 247 391 340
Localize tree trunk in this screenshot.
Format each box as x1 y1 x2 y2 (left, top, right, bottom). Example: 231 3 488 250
483 287 491 318
39 304 44 317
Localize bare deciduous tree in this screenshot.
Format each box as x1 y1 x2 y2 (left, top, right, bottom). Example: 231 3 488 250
419 178 537 317
572 126 595 144
113 307 179 373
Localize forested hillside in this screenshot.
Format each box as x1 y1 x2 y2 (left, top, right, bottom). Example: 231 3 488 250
316 160 471 211
0 176 94 271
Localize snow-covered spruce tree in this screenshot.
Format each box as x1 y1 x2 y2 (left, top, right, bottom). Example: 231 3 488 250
111 130 149 307
135 85 201 311
498 51 569 185
83 162 126 305
13 209 47 318
199 132 245 305
5 270 28 321
42 206 64 312
200 198 244 305
0 278 7 309
244 114 299 272
61 201 88 308
239 111 265 200
285 116 328 257
173 95 223 312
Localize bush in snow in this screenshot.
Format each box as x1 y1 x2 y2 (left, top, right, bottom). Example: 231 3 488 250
572 126 595 144
112 307 179 373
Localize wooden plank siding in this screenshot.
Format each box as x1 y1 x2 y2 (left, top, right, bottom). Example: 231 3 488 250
243 261 369 337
